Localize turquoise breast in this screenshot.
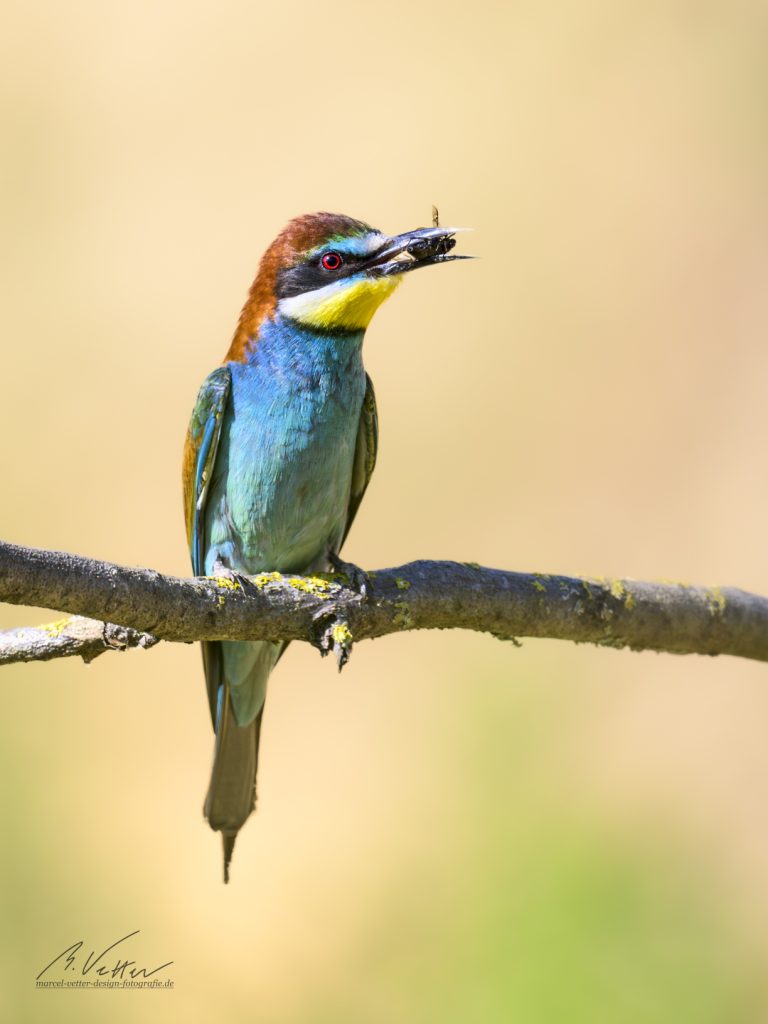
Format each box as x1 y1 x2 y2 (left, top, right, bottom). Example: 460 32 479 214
204 314 367 575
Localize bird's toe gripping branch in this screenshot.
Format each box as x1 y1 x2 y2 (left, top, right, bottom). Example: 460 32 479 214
210 559 262 595
313 550 370 669
328 550 370 600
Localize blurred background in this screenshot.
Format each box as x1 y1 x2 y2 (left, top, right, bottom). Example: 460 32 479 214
1 0 768 1020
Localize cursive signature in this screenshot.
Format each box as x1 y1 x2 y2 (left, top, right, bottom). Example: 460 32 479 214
37 930 173 981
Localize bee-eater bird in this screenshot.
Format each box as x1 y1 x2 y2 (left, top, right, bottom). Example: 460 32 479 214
183 211 469 881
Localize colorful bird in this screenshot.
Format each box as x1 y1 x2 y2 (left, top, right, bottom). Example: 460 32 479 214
182 212 470 881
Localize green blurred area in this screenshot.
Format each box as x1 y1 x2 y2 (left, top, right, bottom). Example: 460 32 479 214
2 648 764 1022
2 0 768 1020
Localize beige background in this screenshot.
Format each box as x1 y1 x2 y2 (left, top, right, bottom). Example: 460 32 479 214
2 1 768 1020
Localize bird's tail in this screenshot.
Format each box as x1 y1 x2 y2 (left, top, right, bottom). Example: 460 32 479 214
204 689 263 883
202 640 278 883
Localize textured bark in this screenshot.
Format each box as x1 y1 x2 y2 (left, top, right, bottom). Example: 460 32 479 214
0 616 158 664
0 538 767 667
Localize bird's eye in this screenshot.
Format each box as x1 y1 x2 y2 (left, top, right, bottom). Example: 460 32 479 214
321 251 343 271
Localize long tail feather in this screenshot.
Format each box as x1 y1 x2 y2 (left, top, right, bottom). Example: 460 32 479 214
201 638 280 882
222 833 237 884
203 678 264 883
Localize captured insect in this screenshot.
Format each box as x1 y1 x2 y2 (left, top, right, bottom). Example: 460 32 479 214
405 232 456 262
366 210 468 279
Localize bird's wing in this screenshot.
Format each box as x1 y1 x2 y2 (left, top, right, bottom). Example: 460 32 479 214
341 373 378 548
182 365 232 724
182 365 232 577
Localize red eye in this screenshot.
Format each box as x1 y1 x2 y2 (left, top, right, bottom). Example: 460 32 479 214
321 251 342 271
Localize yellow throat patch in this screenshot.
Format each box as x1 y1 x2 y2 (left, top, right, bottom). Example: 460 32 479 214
278 274 402 332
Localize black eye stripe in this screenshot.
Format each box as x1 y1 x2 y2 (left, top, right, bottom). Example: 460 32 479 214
276 250 365 299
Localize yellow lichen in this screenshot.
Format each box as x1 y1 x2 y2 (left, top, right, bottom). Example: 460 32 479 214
608 578 635 610
287 575 334 595
393 601 413 629
394 577 411 590
532 573 551 593
211 574 242 606
212 575 242 591
41 617 71 638
253 572 282 587
463 562 481 570
705 586 726 617
331 623 353 646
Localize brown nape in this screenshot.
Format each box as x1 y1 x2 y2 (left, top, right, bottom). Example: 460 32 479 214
225 211 373 362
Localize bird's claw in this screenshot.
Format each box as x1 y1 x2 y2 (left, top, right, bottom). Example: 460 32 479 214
211 560 259 593
328 551 370 600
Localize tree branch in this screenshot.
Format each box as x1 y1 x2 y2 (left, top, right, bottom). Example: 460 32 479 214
0 538 766 668
0 616 159 665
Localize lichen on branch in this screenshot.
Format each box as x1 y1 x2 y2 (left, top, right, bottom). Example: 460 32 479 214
0 539 767 667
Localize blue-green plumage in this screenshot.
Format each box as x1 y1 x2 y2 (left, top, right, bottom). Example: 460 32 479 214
207 318 366 583
187 318 375 880
183 211 467 881
206 316 367 723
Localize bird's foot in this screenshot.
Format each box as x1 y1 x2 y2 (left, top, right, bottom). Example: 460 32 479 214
328 551 370 601
210 559 258 594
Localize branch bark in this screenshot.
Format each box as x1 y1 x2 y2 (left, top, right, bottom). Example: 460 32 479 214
0 538 766 667
1 616 159 664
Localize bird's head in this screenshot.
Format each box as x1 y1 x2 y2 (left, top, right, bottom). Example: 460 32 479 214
229 212 470 357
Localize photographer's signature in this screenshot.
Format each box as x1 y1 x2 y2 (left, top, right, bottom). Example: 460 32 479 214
37 930 173 982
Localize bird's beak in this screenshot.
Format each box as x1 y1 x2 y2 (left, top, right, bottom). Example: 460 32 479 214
364 226 473 278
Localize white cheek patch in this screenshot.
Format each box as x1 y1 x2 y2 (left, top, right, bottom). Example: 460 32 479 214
357 233 387 255
278 274 401 331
